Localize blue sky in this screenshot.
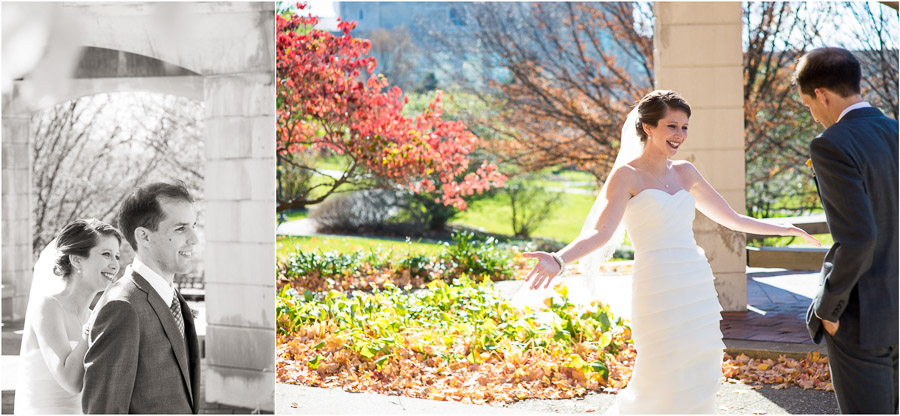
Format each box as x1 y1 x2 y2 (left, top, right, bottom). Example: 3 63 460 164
300 1 897 51
304 0 339 31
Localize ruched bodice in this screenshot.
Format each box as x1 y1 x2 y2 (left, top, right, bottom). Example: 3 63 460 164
609 189 724 414
623 189 698 252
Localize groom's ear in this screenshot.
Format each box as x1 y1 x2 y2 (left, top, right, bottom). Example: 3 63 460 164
134 227 151 248
814 88 829 106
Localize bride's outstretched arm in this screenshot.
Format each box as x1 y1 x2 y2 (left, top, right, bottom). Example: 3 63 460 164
32 297 90 394
523 168 634 289
683 161 821 245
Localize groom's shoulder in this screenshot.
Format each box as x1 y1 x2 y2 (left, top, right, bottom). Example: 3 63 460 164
819 110 898 144
103 270 146 302
816 118 859 145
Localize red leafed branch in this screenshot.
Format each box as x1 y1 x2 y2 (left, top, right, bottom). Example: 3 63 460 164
276 9 505 212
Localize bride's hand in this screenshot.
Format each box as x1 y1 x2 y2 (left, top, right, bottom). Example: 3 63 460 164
785 223 822 247
522 252 561 290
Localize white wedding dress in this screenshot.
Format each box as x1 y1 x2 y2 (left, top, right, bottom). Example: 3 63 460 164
611 189 725 414
14 240 84 414
14 340 83 414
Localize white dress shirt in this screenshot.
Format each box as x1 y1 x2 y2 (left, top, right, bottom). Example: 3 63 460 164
837 101 871 123
132 257 176 305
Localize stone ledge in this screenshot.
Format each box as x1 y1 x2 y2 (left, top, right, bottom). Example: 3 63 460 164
724 338 827 361
746 247 828 271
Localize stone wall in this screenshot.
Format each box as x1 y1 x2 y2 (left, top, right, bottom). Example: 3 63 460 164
1 86 33 321
1 2 275 411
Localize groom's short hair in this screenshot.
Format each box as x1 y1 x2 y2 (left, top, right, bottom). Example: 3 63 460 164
793 47 861 98
117 181 194 251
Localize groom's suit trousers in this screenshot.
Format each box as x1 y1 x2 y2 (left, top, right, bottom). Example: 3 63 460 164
824 298 898 414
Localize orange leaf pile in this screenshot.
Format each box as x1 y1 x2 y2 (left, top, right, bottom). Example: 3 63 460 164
276 277 634 404
277 325 635 404
722 352 833 391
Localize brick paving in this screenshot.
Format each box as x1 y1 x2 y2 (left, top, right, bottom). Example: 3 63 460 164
720 269 820 344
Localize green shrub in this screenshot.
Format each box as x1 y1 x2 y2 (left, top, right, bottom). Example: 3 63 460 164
277 231 531 292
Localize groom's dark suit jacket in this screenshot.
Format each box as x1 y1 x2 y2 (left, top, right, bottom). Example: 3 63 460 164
807 106 899 348
83 270 201 414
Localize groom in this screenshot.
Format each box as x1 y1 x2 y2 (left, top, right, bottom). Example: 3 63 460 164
794 47 898 413
83 182 201 413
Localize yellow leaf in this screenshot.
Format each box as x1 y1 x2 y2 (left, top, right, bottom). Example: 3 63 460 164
553 283 568 298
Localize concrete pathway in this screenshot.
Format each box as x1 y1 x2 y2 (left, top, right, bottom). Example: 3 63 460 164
277 218 319 236
277 380 838 414
276 384 544 414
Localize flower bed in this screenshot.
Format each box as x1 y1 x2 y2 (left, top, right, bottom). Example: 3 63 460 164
277 277 634 404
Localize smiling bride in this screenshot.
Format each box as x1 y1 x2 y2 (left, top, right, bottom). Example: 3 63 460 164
522 90 821 414
15 219 121 414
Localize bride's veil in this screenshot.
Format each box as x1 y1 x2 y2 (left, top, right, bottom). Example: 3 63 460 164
577 106 643 294
510 106 643 309
25 239 65 315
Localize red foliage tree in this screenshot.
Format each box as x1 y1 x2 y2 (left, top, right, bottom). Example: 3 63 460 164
276 7 504 212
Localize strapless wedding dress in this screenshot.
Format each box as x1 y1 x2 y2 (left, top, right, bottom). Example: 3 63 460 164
14 340 82 414
611 189 724 414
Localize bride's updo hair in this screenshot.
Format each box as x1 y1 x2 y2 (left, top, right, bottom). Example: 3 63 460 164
53 219 123 278
635 90 692 143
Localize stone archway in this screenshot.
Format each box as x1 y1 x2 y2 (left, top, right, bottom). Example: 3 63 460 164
1 2 274 411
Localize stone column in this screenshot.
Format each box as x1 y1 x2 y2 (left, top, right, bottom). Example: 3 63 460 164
1 87 33 321
653 2 747 311
199 4 276 411
202 73 275 411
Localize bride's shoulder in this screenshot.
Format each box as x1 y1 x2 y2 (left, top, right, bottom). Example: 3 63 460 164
670 159 695 169
615 163 641 177
28 294 68 325
671 160 700 175
610 164 641 184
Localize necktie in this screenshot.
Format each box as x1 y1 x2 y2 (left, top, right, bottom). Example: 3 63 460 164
170 292 185 338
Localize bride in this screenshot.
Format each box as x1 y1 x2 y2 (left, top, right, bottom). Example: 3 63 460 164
523 90 820 413
15 219 121 414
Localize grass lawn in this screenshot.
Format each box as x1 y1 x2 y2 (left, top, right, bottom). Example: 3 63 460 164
452 192 595 243
531 179 595 190
277 234 445 260
314 154 350 172
556 170 596 182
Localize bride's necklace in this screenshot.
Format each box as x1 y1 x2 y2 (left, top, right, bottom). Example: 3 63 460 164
650 161 669 188
53 295 88 327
